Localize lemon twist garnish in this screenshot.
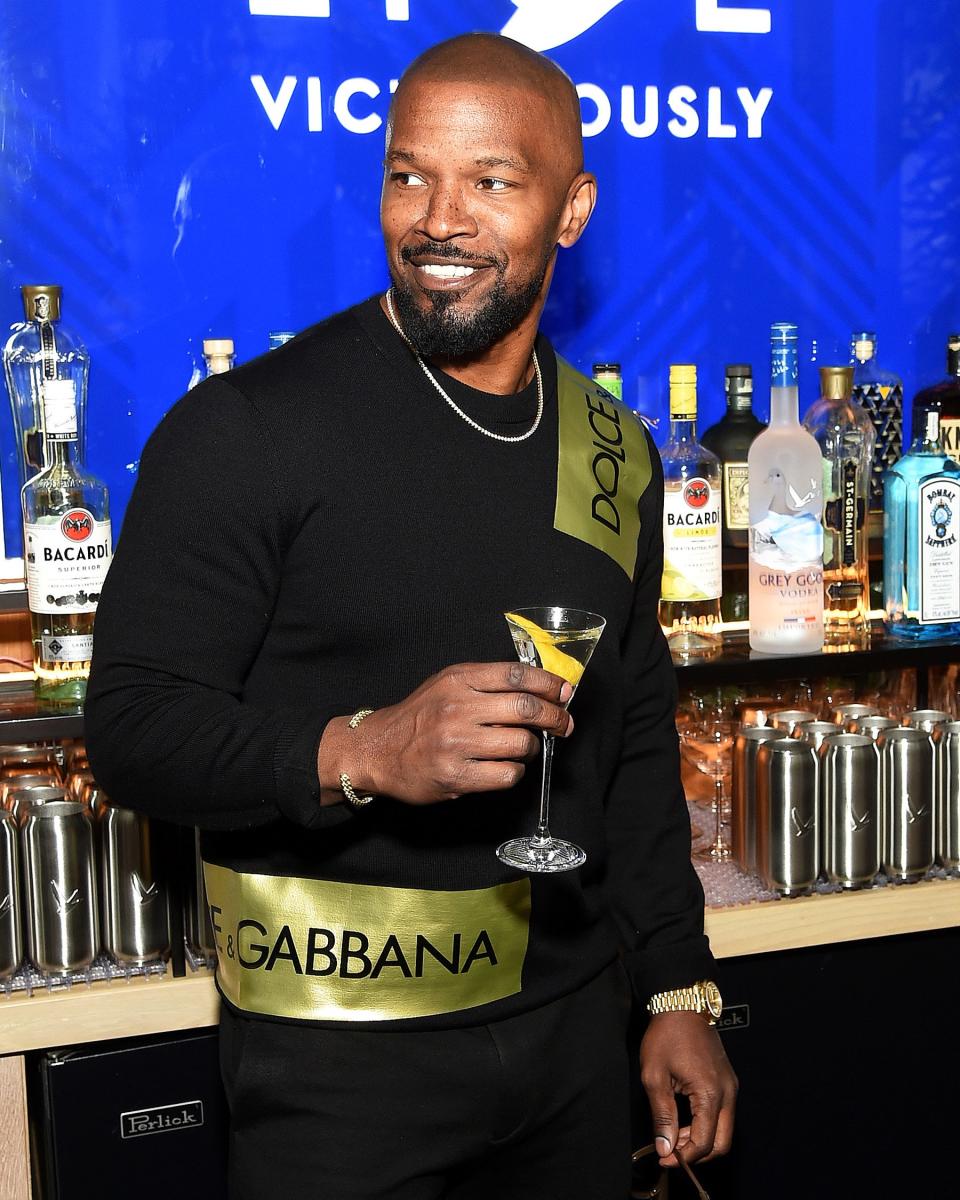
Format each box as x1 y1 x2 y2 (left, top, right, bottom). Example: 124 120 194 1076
505 612 585 688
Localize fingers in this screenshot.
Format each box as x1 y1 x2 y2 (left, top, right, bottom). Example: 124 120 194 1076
457 661 574 706
640 1068 679 1166
682 1088 722 1165
467 727 541 761
479 690 573 737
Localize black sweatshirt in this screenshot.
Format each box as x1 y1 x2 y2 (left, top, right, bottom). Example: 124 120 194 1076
85 296 715 1028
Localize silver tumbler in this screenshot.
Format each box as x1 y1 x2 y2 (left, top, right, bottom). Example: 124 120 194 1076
819 734 881 888
99 803 170 964
0 811 22 980
833 703 879 727
7 784 67 826
23 800 98 974
769 710 820 735
939 722 960 871
853 715 899 740
755 738 819 895
185 828 216 957
878 727 936 882
732 727 786 873
794 722 838 752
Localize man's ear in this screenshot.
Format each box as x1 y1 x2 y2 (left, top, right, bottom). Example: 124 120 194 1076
557 173 597 248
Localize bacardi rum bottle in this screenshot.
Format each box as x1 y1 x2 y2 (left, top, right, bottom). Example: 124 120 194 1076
748 324 824 654
22 379 111 706
658 364 722 658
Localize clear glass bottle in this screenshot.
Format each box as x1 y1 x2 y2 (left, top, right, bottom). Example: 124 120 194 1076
268 331 296 350
701 364 767 621
883 408 960 640
22 378 111 706
203 339 235 376
748 324 824 654
658 364 722 658
850 331 903 508
802 366 875 650
3 285 89 490
592 362 622 402
910 334 960 466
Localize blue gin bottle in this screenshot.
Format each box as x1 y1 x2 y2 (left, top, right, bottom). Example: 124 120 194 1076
883 408 960 639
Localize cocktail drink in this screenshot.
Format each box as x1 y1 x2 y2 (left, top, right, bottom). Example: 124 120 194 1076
497 607 605 872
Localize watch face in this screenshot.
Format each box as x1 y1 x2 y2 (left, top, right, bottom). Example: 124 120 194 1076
704 981 723 1019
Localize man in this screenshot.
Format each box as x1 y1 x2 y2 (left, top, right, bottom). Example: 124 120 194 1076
86 32 736 1200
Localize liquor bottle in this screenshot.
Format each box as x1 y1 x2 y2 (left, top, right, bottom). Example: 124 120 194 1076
850 331 903 507
3 285 89 490
22 378 111 706
203 339 235 376
701 364 766 621
748 324 824 654
268 331 296 350
802 366 874 649
658 364 722 658
911 334 960 466
883 407 960 640
592 362 622 401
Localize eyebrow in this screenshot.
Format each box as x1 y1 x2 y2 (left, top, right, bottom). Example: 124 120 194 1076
385 150 531 174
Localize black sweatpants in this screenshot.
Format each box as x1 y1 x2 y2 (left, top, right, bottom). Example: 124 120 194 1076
219 962 632 1199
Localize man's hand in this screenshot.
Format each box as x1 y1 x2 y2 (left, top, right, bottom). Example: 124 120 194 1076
640 1012 738 1169
317 662 573 805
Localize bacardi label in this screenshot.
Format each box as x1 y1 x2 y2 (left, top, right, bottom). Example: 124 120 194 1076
722 462 750 529
25 509 112 615
918 477 960 624
661 477 722 601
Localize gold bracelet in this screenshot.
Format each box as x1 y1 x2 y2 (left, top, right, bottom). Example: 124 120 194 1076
339 709 375 809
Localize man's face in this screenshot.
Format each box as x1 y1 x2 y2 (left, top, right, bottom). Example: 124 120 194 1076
381 78 571 358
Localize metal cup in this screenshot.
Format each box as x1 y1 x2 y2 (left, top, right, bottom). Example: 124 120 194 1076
939 722 960 871
819 734 881 888
0 811 22 980
833 703 879 727
755 738 819 895
185 828 216 957
794 722 838 752
22 800 98 974
852 715 899 740
7 784 68 827
98 802 170 964
732 727 786 872
769 710 820 735
878 727 936 882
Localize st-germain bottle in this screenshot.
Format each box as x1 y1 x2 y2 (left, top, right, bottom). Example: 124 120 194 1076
658 364 722 658
22 378 111 706
748 324 824 654
883 407 960 640
701 364 766 620
802 366 874 650
850 331 903 507
910 333 960 466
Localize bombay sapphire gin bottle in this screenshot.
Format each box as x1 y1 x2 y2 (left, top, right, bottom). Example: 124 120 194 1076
748 324 824 654
851 331 903 508
883 408 960 640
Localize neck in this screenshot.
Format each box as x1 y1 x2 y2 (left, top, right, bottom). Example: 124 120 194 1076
381 290 544 396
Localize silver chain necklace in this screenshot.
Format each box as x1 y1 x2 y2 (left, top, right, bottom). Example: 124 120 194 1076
383 289 543 444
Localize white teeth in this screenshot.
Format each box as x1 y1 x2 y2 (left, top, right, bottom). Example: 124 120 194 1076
419 264 475 279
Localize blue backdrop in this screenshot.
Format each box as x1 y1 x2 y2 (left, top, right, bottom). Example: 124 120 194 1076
2 1 958 551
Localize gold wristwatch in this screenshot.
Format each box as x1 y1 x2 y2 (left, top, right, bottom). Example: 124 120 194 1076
646 981 723 1025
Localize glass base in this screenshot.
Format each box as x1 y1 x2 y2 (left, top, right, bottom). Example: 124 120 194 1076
496 836 586 874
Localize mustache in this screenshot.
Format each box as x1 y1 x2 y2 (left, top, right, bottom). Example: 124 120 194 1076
400 242 504 270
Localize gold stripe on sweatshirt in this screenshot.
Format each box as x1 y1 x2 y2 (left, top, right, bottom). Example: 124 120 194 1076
203 863 531 1022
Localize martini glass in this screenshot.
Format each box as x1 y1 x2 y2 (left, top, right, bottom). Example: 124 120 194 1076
679 719 735 862
497 606 606 873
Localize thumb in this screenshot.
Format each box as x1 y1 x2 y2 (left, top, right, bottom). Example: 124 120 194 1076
644 1072 679 1159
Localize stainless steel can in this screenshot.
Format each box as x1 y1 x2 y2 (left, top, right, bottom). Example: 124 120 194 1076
878 727 936 882
939 721 960 871
769 710 820 735
2 773 56 807
732 726 786 872
902 709 952 733
819 734 881 888
7 784 68 826
0 811 22 980
22 800 98 974
185 828 216 957
853 715 899 740
99 803 170 964
794 722 838 752
755 738 819 895
833 703 879 727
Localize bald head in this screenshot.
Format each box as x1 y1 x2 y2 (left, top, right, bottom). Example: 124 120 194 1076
391 33 584 179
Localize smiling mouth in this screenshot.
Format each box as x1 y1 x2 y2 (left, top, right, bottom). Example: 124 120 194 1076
417 263 477 279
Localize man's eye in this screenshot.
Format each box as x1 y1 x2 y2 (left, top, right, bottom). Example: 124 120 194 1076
478 178 510 192
391 171 426 187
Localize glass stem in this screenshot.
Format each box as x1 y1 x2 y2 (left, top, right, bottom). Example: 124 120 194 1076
534 732 555 845
714 777 723 847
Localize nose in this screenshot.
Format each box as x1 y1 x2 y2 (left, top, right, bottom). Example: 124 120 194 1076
417 178 478 242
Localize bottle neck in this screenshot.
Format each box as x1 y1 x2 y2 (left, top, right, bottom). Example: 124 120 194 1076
769 385 799 427
668 414 698 441
914 409 943 452
947 347 960 378
47 437 81 470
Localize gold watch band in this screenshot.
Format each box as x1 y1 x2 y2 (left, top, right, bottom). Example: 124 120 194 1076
646 980 722 1025
339 709 375 809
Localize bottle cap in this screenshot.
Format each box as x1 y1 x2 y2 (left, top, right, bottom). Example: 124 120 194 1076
725 363 753 409
21 285 62 323
770 323 799 387
669 364 697 418
592 362 621 376
770 322 798 344
725 363 752 378
851 331 876 362
268 331 296 349
203 339 235 357
819 365 854 400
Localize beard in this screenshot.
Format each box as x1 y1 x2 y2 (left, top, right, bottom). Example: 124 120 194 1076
388 242 553 358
